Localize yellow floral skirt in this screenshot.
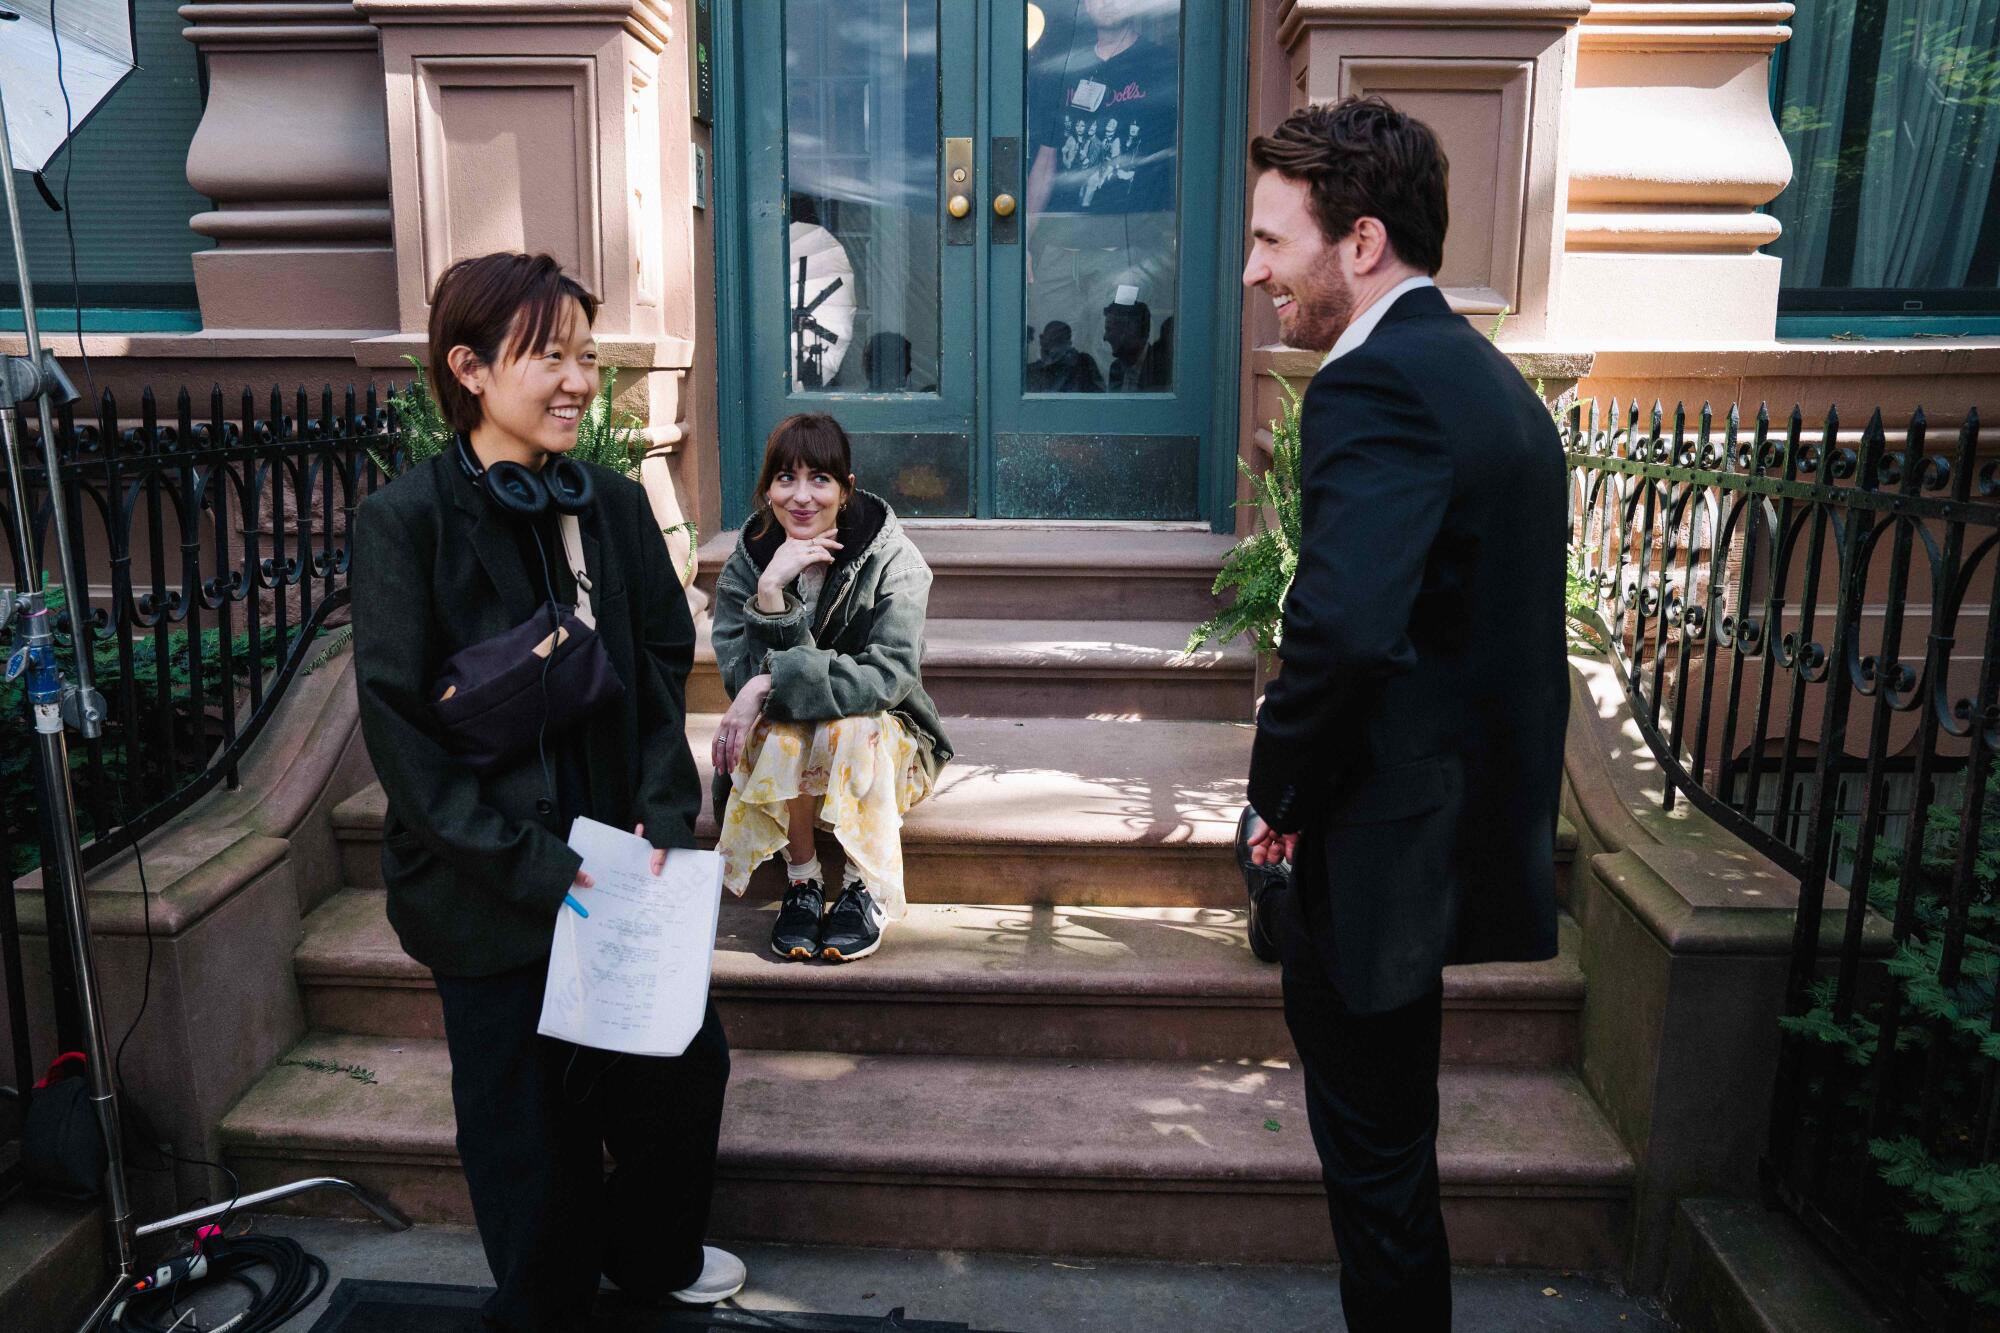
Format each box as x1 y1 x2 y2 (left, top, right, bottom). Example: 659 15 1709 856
716 713 933 920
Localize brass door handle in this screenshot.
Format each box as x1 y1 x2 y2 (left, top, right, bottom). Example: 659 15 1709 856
992 193 1017 218
945 137 974 245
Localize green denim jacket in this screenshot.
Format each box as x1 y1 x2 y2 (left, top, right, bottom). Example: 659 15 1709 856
709 491 952 807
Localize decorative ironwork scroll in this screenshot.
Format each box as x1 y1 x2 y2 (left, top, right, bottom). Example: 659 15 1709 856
1569 399 1999 1329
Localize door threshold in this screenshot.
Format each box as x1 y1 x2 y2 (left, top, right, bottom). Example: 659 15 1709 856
901 519 1216 532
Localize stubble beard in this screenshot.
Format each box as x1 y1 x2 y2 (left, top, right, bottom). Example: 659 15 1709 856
1284 251 1356 354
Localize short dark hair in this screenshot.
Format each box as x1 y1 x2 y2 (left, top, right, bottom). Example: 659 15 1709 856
427 252 598 434
751 413 855 538
1248 96 1449 275
1103 300 1153 338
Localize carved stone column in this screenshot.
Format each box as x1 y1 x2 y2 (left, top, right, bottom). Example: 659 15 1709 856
1557 2 1794 343
354 0 698 581
180 0 398 331
1278 0 1592 342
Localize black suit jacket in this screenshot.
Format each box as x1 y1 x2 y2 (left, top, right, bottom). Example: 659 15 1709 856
350 454 702 977
1248 285 1569 1014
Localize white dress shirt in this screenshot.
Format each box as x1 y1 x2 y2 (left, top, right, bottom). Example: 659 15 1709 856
1319 274 1438 368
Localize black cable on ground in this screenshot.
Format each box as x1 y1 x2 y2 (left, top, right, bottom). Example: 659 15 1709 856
109 1230 330 1333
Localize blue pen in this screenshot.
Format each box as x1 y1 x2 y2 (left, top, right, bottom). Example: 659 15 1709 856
564 893 589 919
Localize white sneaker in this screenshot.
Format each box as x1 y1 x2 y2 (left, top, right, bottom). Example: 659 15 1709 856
669 1245 747 1305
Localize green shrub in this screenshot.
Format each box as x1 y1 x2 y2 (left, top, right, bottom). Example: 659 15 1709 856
1188 377 1303 658
1191 371 1601 662
3 580 293 876
1779 765 2000 1308
386 358 644 476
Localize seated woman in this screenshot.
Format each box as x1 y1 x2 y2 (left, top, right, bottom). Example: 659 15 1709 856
709 413 952 962
350 252 739 1330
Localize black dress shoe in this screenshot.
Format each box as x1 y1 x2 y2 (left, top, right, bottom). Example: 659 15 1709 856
1237 805 1288 964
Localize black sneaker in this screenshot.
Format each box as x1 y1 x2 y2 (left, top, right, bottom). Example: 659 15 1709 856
819 884 885 962
770 880 825 960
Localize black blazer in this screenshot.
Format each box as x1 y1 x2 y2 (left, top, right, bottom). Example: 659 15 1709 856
350 454 702 977
1248 285 1569 1014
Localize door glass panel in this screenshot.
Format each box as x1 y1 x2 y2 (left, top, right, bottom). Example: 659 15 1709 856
995 433 1199 519
784 0 941 393
850 432 974 517
1023 0 1181 395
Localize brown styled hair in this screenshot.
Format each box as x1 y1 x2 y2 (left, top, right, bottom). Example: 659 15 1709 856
751 413 855 538
427 252 599 434
1248 97 1449 275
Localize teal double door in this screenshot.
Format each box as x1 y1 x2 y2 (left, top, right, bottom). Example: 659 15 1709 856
716 0 1244 525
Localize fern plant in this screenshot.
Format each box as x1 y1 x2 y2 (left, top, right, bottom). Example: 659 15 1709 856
1779 763 2000 1309
1189 377 1304 658
1196 328 1579 662
1871 1137 2000 1306
385 356 643 475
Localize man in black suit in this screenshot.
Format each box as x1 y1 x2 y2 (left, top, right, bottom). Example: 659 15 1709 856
1239 98 1569 1330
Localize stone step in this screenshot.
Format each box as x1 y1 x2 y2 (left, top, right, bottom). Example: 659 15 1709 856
0 1193 103 1333
337 717 1579 910
339 717 1254 908
219 1033 1634 1268
696 527 1238 623
297 888 1585 1066
690 618 1257 722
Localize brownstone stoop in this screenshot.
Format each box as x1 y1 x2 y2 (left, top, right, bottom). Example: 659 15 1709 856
215 527 1634 1270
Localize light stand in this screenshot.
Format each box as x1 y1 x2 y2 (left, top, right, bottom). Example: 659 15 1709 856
0 84 406 1333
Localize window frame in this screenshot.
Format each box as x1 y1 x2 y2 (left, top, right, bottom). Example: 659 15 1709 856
1765 6 2000 336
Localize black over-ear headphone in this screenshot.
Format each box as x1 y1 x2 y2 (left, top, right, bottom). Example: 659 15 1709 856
455 431 595 519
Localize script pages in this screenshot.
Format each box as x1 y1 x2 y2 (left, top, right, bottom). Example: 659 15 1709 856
538 817 723 1057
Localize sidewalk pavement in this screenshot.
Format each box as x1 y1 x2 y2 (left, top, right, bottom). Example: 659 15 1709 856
194 1215 1675 1332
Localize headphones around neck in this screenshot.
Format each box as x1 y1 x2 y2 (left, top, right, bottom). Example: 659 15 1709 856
455 432 594 521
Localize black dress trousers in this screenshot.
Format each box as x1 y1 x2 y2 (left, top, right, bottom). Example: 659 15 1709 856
1277 872 1451 1333
433 961 731 1333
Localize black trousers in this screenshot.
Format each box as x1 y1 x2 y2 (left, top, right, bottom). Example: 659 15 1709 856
1277 877 1451 1332
433 961 731 1333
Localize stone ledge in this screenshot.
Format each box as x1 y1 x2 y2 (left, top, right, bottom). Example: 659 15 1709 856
348 331 696 371
354 0 674 51
1280 0 1593 44
1583 341 2000 378
1252 343 1597 383
10 643 363 936
1563 654 1890 958
1662 1197 1897 1333
0 330 395 360
0 1194 104 1333
13 825 287 938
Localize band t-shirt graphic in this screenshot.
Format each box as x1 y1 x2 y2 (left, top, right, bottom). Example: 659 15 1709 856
1032 39 1177 215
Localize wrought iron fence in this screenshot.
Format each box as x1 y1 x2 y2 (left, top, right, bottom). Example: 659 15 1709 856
2 382 402 872
1567 399 2000 1329
1 382 402 1183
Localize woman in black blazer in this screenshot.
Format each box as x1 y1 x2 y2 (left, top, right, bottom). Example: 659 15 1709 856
350 252 740 1330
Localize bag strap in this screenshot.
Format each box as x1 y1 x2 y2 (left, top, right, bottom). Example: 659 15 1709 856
559 514 595 629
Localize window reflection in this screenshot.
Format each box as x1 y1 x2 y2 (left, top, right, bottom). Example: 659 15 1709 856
1765 0 2000 306
1024 0 1181 394
784 1 942 394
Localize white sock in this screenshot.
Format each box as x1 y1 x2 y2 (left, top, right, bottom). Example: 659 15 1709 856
785 854 822 885
841 867 866 892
